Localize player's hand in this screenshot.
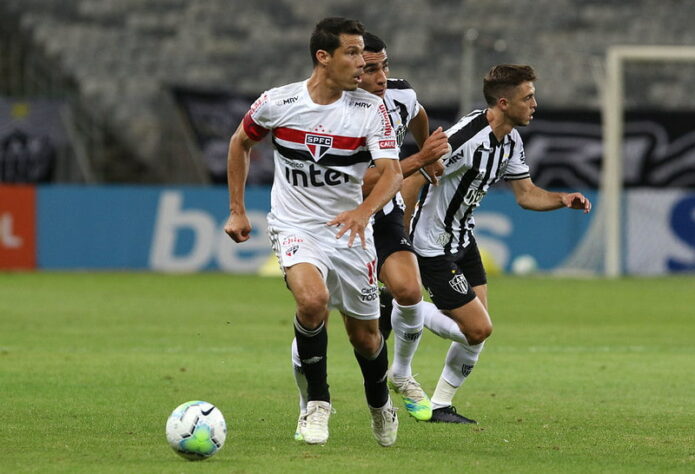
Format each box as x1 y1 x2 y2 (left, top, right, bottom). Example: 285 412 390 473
419 127 450 167
326 208 371 248
224 212 252 243
421 159 445 185
562 193 592 214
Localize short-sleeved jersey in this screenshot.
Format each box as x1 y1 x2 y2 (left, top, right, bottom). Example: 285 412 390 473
411 109 530 257
243 80 399 247
374 78 421 219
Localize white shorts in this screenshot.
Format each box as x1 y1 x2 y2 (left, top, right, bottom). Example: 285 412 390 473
268 223 379 320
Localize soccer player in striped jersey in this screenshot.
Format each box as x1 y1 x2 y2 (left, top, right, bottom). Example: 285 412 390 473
406 64 592 423
360 32 448 420
225 18 402 446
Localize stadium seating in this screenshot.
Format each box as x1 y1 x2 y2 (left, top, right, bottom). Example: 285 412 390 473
2 0 693 182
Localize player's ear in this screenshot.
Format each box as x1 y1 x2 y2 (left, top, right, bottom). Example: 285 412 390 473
497 97 509 110
315 49 331 67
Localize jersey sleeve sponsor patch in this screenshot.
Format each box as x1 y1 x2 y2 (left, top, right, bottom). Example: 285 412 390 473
379 139 397 149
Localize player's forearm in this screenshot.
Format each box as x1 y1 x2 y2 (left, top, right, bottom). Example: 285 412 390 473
401 173 426 232
359 165 403 216
361 167 381 197
227 134 250 214
517 187 565 211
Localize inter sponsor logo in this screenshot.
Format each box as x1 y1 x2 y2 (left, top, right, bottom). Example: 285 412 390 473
379 139 397 149
305 133 333 160
284 163 349 187
448 273 469 294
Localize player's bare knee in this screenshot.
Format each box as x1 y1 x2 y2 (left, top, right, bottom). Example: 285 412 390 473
465 323 493 345
295 292 329 323
390 284 422 306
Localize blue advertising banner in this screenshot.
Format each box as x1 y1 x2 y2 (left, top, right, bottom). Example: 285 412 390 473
37 186 270 271
36 185 603 273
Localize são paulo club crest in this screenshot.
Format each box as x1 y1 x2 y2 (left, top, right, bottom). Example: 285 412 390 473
305 133 333 160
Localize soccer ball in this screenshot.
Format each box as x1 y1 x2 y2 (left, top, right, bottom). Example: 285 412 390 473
165 401 227 461
511 254 538 275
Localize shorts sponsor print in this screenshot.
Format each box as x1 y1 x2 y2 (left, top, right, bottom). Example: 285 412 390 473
268 224 380 320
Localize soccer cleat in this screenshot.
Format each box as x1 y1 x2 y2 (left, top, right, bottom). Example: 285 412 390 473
388 374 433 421
293 413 307 441
300 401 331 444
427 405 477 424
369 397 399 447
378 287 394 340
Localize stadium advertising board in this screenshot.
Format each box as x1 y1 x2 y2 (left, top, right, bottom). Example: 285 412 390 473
0 185 682 275
0 184 36 269
627 190 695 274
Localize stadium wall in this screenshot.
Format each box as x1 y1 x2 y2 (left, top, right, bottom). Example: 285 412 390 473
1 184 693 275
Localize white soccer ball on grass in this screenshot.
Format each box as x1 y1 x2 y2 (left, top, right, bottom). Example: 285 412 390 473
165 401 227 461
510 254 538 275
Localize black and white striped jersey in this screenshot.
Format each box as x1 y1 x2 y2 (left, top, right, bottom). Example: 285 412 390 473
374 78 421 219
411 109 530 257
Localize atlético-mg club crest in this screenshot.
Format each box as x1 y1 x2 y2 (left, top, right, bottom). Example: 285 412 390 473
448 273 469 294
305 133 333 160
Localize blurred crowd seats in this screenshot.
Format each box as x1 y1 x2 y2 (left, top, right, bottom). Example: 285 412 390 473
1 0 693 183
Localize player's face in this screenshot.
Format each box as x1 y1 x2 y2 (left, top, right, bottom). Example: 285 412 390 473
359 49 389 98
504 81 537 127
326 33 366 91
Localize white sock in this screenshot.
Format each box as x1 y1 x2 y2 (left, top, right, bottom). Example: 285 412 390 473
431 340 485 409
422 300 469 344
291 338 308 415
389 299 425 378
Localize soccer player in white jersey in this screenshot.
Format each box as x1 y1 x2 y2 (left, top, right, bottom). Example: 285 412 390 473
405 64 592 423
289 32 448 423
224 18 403 446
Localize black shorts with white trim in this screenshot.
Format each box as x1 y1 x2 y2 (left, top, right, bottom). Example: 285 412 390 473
417 236 487 310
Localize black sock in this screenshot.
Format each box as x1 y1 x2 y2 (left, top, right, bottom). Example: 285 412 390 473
354 336 389 408
294 316 329 403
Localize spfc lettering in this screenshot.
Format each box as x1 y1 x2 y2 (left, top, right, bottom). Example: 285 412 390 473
305 133 333 160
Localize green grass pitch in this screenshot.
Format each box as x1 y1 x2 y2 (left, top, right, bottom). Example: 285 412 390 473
1 272 693 473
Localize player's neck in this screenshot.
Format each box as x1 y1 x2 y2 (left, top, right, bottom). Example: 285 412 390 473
307 69 344 105
486 108 513 142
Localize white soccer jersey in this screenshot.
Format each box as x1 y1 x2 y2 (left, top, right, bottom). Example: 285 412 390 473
375 78 421 218
411 109 531 257
243 80 399 247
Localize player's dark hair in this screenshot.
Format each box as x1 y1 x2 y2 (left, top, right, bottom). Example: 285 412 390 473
310 17 365 66
483 64 537 106
363 32 387 53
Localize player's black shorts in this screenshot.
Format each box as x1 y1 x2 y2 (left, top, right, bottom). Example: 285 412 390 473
373 207 414 277
416 237 488 310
